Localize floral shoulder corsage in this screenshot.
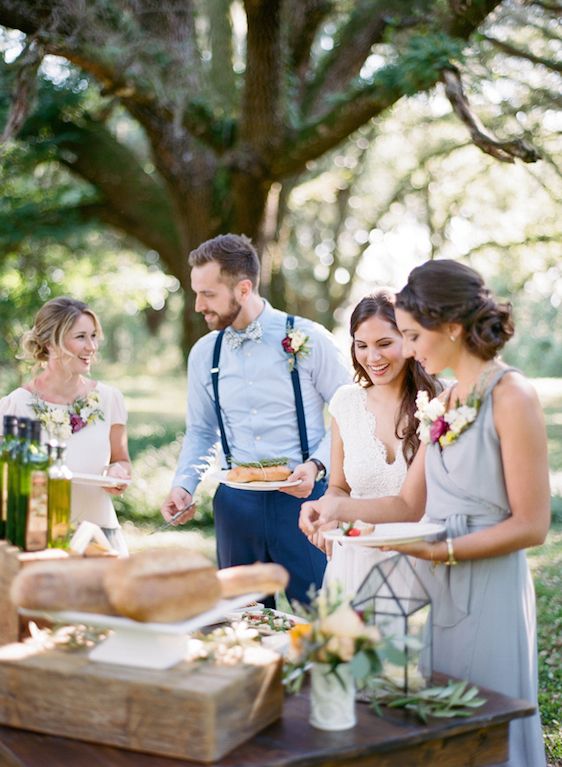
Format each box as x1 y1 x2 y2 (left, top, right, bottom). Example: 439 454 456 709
282 328 311 371
415 388 481 448
31 390 105 441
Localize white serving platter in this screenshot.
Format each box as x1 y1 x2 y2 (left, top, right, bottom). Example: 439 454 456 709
20 593 264 670
323 521 446 548
217 469 302 491
71 472 132 489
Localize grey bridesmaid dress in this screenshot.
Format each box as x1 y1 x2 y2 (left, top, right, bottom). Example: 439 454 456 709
420 367 546 767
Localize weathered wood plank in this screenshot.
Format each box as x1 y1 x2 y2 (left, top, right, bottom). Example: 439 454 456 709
0 643 283 763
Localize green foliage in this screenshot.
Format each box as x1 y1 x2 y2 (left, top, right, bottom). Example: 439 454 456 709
373 32 465 97
368 677 486 724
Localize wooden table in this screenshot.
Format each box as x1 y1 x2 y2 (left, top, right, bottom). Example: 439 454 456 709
0 680 534 767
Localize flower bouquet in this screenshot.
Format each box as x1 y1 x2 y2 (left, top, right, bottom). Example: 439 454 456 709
283 585 382 730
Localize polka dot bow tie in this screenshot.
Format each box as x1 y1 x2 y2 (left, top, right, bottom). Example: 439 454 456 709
224 320 263 350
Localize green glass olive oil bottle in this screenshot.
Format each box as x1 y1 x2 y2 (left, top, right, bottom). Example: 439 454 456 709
20 420 49 552
7 417 29 546
1 415 19 540
47 443 72 549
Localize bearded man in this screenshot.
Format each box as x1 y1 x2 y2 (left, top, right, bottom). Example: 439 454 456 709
161 233 350 604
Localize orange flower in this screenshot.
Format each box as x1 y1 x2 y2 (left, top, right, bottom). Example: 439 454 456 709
289 622 312 652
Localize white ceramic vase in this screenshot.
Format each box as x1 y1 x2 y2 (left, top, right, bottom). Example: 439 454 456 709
309 662 356 731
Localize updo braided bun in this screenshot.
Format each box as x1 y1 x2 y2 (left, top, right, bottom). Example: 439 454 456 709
396 260 514 360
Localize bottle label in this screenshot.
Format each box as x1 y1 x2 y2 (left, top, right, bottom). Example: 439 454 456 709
26 470 49 551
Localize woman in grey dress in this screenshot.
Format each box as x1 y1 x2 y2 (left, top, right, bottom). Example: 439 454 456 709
300 260 550 767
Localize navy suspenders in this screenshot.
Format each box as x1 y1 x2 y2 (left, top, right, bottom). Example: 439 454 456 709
211 315 309 468
211 329 232 469
285 315 310 462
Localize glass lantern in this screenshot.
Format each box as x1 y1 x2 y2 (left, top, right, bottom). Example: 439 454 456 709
352 553 432 693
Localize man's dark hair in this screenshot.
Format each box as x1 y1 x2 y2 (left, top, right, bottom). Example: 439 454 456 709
188 234 260 289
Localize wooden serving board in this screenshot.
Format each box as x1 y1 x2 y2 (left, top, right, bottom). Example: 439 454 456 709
0 640 283 763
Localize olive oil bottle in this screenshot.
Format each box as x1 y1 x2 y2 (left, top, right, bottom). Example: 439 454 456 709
6 417 29 545
19 420 49 551
47 443 72 549
0 415 19 540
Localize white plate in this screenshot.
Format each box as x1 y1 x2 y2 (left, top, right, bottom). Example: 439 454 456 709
323 522 446 547
225 606 308 629
71 473 131 489
217 469 302 491
19 593 265 636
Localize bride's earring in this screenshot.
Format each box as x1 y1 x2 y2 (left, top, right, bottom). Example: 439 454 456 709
449 334 456 342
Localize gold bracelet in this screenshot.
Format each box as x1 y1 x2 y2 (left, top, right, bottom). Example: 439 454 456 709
445 537 458 566
429 544 441 571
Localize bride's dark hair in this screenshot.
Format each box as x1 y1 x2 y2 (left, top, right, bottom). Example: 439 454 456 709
350 291 441 466
395 260 514 360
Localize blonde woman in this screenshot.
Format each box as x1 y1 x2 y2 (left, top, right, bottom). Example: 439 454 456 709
0 296 131 554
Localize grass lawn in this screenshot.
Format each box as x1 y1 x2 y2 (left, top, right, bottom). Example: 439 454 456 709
113 370 562 765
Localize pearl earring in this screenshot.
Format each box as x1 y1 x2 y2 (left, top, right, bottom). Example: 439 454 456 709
449 334 456 342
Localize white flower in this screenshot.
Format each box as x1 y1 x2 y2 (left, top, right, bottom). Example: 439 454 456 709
318 603 367 639
289 329 307 352
415 390 429 411
425 397 445 421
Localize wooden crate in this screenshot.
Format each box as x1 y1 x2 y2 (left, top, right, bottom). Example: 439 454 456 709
0 541 69 645
0 640 283 763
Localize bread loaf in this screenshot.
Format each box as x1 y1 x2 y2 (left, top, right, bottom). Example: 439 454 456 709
103 547 221 623
217 562 289 598
226 465 291 483
10 558 119 615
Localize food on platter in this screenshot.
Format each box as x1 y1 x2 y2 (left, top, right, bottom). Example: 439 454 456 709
103 547 221 623
235 608 298 634
11 557 119 615
217 562 289 598
341 520 375 537
226 458 291 484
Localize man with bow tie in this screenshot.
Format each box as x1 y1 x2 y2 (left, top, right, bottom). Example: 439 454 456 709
161 234 350 604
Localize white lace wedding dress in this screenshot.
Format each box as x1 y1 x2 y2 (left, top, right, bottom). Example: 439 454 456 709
324 384 407 596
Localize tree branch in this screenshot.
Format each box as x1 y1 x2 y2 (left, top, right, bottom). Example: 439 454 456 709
441 67 541 163
286 0 333 84
1 39 43 143
36 115 183 265
301 0 395 117
239 0 283 156
481 34 562 74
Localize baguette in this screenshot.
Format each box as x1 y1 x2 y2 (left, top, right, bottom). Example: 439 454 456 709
226 465 291 483
217 562 289 598
103 547 221 623
10 558 119 615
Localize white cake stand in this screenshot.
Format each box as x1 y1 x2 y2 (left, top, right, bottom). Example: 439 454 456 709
20 593 264 670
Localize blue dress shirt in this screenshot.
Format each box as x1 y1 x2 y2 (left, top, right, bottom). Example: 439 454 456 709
173 300 351 494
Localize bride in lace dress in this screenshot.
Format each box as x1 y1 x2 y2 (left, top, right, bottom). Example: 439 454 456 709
317 291 440 595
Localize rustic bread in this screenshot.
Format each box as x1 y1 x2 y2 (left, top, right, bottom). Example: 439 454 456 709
10 557 119 615
226 465 291 483
103 547 221 623
217 562 289 598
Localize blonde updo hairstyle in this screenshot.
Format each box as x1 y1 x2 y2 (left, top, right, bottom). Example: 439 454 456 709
21 297 103 366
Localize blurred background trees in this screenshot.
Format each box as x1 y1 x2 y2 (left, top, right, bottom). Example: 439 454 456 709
0 0 560 374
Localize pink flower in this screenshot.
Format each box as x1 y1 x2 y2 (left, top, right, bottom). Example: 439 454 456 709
70 414 87 433
429 415 449 444
282 336 294 354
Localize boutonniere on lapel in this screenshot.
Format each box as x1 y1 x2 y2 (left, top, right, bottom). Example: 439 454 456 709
415 389 481 448
282 329 311 371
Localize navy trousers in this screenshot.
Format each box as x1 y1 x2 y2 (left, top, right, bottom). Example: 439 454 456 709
213 480 328 607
